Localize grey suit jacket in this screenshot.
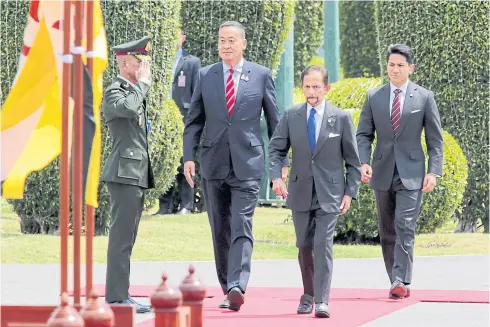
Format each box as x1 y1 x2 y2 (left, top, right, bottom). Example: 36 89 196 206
356 81 444 191
100 76 155 189
183 59 288 181
172 49 201 121
268 102 361 213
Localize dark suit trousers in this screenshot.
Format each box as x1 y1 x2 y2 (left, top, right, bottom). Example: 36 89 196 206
159 157 194 211
105 182 145 302
374 166 423 285
291 183 339 304
201 170 260 294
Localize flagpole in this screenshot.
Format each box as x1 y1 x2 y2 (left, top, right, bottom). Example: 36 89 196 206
85 0 95 297
60 0 72 297
73 0 85 306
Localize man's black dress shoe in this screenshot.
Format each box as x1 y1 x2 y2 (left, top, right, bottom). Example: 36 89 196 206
109 297 151 314
227 287 244 311
297 294 313 314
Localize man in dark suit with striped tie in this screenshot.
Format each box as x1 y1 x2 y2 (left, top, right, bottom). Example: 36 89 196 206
357 44 444 299
182 20 289 312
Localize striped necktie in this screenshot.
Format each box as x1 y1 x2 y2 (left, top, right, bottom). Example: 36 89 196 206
226 69 235 116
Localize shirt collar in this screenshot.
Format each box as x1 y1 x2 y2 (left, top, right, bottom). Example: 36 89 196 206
175 48 183 58
307 99 326 117
223 57 244 74
390 79 410 94
117 74 135 88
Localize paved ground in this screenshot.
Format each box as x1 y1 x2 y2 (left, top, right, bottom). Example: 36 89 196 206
1 255 489 326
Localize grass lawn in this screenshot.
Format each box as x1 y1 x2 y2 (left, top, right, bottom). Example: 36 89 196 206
1 198 488 264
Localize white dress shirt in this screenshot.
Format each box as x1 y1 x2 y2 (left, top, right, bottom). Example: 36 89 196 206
306 99 326 141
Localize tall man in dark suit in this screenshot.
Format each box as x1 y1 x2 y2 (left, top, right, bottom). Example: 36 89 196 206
268 66 361 318
183 21 288 311
100 36 154 313
356 44 444 299
154 27 201 216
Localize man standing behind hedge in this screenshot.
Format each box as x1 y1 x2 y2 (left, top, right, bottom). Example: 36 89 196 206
183 21 288 311
356 44 443 299
100 36 154 314
154 27 201 216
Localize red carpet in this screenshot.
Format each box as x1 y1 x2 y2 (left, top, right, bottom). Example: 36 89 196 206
70 285 489 327
69 284 489 304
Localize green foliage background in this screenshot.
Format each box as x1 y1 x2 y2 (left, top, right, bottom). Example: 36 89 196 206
2 0 183 235
293 0 324 86
375 0 489 231
339 0 380 78
180 0 295 70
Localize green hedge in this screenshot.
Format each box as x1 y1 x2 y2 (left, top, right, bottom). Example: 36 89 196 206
375 0 489 232
181 0 295 70
293 77 382 107
339 0 379 78
337 109 468 240
293 0 323 86
3 0 183 235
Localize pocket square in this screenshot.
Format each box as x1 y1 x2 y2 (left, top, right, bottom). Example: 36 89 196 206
411 109 421 114
328 133 340 138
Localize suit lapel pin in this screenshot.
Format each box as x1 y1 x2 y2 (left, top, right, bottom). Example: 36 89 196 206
240 74 249 81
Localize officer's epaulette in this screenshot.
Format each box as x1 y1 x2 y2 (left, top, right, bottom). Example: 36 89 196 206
115 76 132 90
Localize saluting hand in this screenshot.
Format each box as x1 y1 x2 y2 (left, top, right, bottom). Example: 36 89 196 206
136 59 151 82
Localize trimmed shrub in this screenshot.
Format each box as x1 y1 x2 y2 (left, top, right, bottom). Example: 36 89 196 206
336 110 468 241
293 77 382 108
375 0 489 232
339 0 380 78
3 0 183 235
180 0 295 70
293 0 323 86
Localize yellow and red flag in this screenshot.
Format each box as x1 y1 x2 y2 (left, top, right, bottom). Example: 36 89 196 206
1 0 108 207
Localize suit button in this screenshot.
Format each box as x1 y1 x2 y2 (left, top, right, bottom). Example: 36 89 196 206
311 160 314 163
228 122 231 126
130 151 133 157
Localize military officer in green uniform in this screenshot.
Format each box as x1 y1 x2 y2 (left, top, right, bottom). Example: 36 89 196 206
100 36 154 314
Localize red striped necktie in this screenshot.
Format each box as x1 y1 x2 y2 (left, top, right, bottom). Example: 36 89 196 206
226 69 235 116
391 88 402 134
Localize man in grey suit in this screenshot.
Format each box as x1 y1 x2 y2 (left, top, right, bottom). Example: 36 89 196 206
154 27 201 216
183 21 288 311
100 36 154 313
356 44 444 299
268 66 361 318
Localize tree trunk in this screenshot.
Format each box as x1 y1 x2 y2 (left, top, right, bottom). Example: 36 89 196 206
483 218 489 234
454 219 477 233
